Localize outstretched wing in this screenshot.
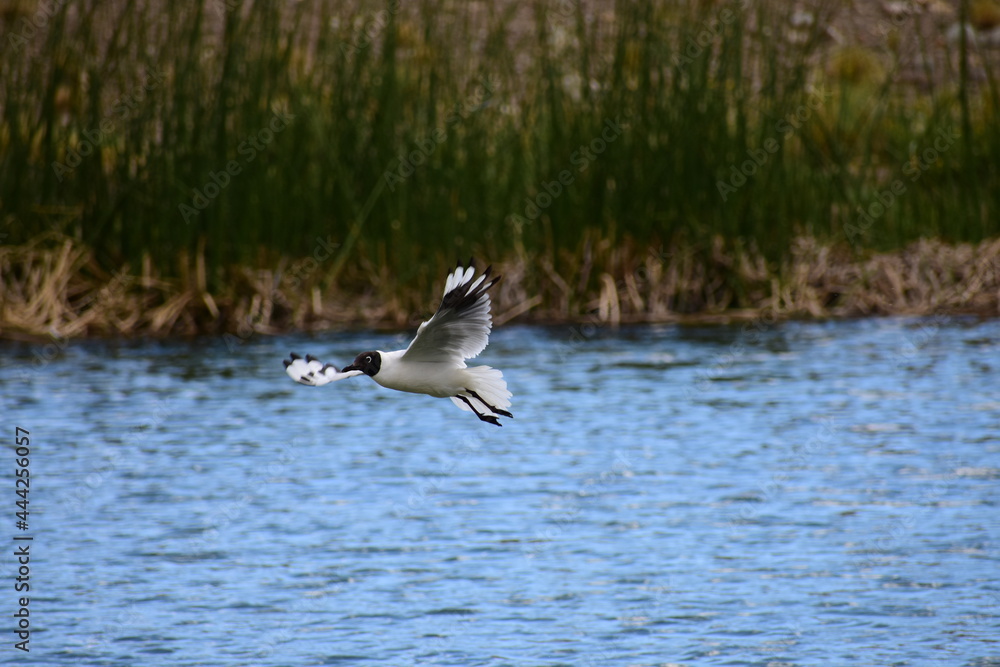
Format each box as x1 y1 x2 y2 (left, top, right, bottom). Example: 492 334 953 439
284 353 362 386
402 262 499 364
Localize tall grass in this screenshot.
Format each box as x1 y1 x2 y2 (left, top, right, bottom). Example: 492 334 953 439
1 0 998 316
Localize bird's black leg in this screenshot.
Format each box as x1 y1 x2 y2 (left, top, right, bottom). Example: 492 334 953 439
456 394 502 426
465 389 513 418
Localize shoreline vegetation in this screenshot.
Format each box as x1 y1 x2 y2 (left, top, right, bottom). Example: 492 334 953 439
1 234 998 341
1 1 999 340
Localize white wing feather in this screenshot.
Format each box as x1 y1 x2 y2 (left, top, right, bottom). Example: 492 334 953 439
402 264 499 365
284 354 362 386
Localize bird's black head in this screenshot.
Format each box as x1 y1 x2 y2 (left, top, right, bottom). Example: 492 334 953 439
343 350 381 377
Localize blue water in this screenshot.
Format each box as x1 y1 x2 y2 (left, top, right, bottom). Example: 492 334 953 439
2 318 998 666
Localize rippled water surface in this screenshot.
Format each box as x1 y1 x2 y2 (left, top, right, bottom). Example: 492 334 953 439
3 318 999 666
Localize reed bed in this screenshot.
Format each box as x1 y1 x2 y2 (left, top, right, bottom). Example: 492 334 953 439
1 0 998 338
1 233 998 340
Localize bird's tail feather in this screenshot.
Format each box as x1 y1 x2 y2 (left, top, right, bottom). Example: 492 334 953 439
450 366 512 416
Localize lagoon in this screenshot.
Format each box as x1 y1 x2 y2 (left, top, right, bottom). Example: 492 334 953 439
3 318 998 665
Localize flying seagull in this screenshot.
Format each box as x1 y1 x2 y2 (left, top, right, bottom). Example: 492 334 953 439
283 262 513 426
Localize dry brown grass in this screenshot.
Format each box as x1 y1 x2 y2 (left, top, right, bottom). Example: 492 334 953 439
1 235 997 340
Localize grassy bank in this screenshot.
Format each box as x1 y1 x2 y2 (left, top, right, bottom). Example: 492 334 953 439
1 1 998 338
1 233 998 341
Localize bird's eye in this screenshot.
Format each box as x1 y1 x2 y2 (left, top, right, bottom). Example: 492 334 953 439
365 355 372 363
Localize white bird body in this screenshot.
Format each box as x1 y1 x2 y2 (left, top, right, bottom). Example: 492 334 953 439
283 262 513 425
369 351 461 397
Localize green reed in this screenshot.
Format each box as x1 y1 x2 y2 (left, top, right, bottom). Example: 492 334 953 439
1 0 996 300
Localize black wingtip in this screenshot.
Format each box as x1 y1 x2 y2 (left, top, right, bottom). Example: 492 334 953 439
289 352 302 360
478 266 500 293
306 354 319 362
283 359 292 368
